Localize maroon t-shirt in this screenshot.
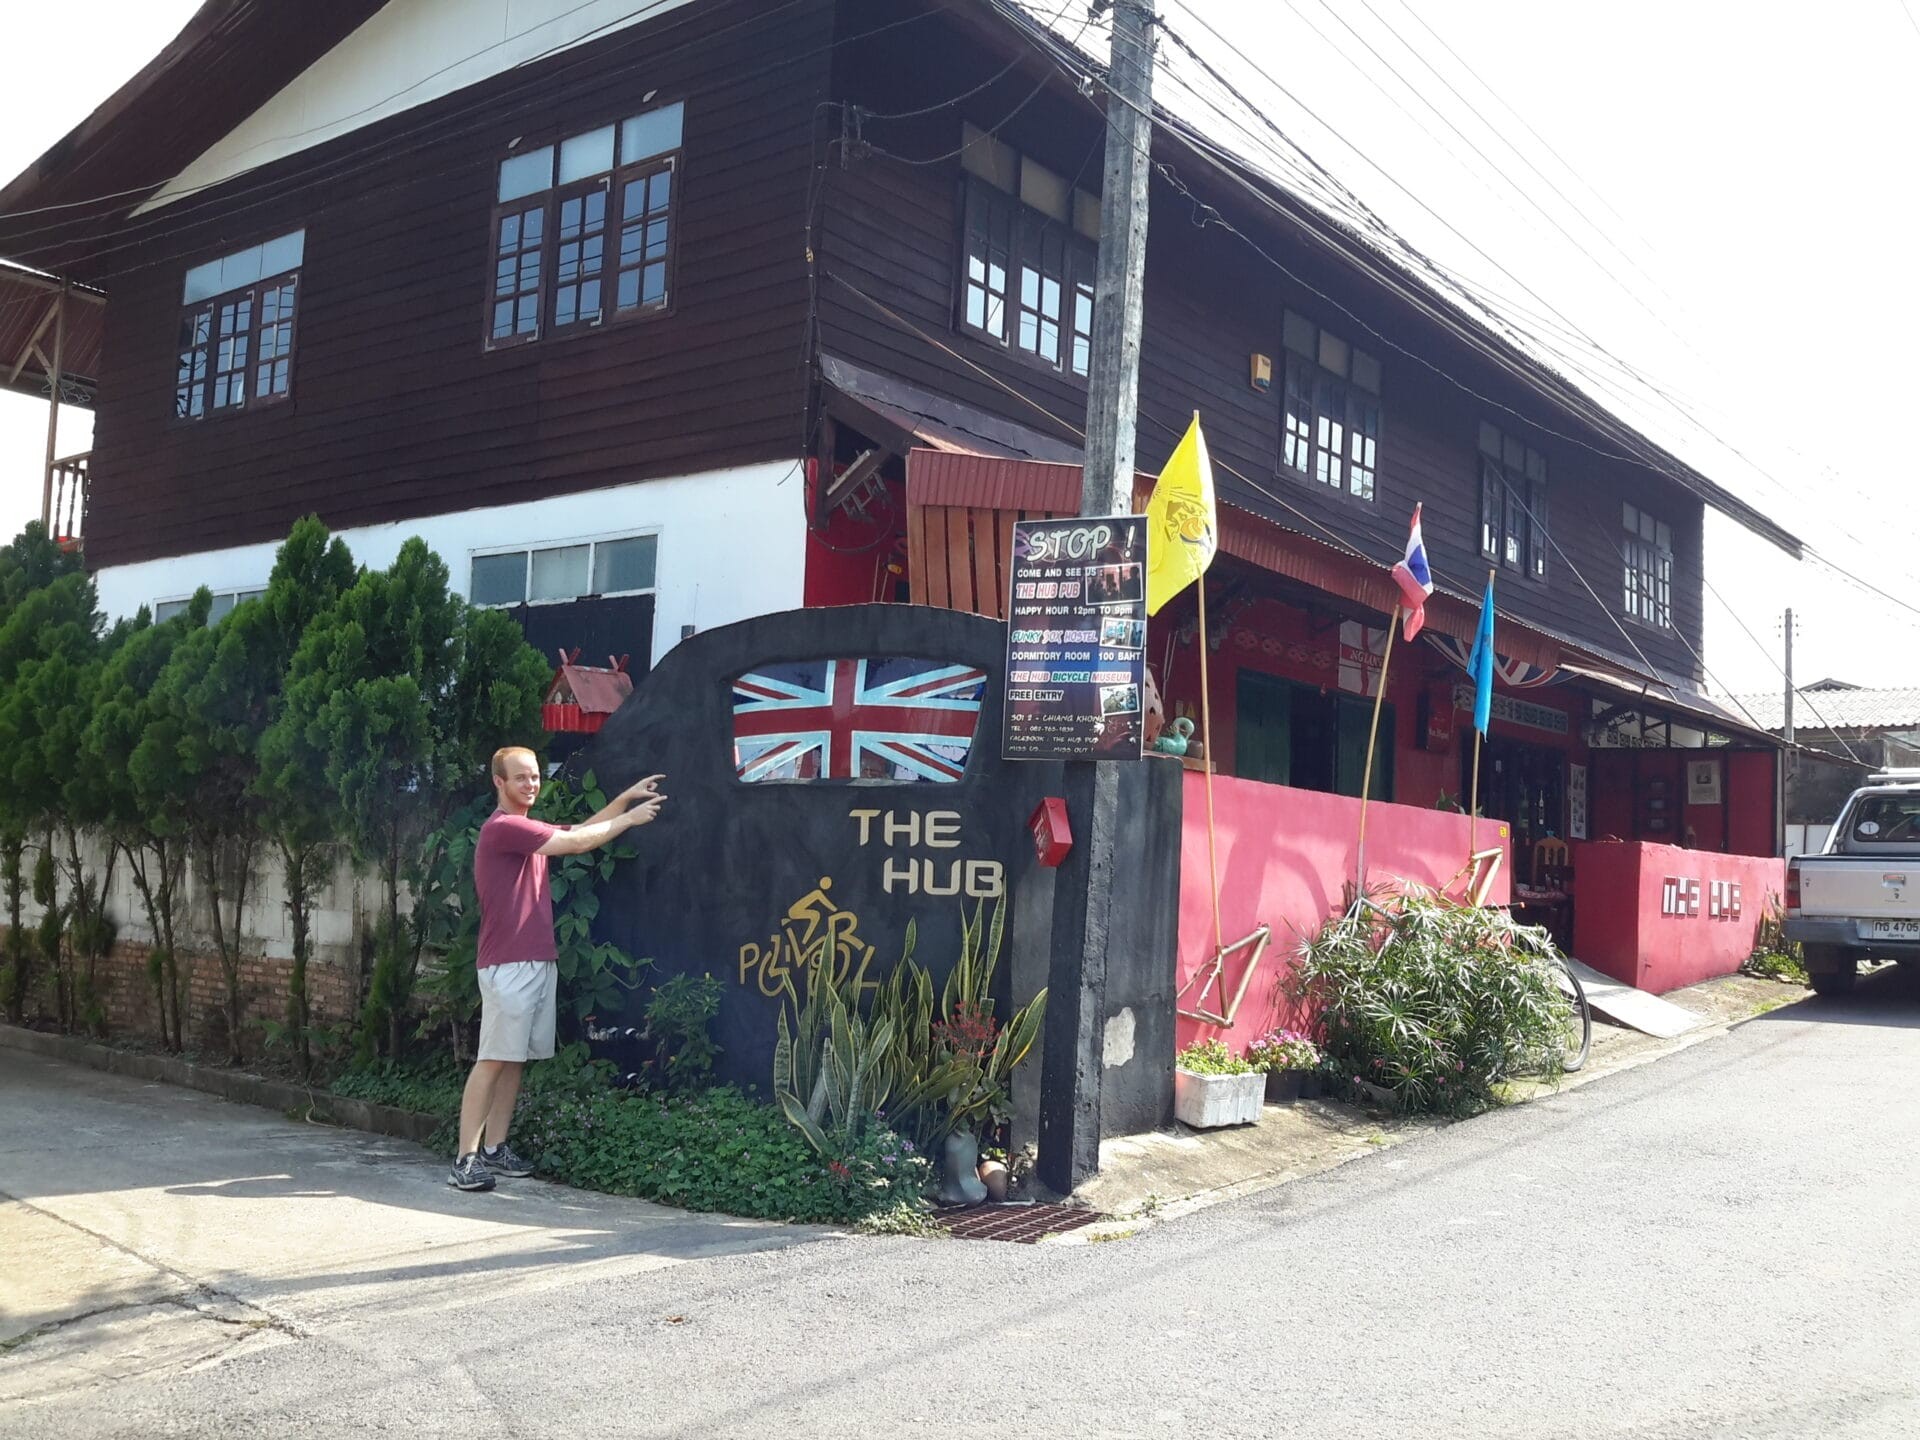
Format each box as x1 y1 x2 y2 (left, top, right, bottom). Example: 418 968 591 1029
475 811 564 968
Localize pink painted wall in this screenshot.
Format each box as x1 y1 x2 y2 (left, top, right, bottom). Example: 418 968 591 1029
1571 840 1786 993
1175 771 1513 1055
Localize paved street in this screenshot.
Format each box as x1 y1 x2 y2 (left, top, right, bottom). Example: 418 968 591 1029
5 966 1918 1439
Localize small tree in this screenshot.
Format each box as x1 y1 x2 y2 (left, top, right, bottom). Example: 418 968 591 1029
91 601 209 1051
0 525 81 1020
0 569 105 1030
264 538 548 1060
229 519 357 1075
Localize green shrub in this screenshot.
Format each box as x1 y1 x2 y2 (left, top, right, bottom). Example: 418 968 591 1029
517 1084 928 1224
1290 888 1574 1116
1743 951 1809 985
1175 1039 1257 1075
644 972 724 1092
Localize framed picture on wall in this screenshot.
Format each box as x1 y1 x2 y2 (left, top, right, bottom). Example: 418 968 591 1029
1687 758 1723 806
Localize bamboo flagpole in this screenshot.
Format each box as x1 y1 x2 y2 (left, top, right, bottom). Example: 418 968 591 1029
1196 577 1224 959
1353 603 1402 898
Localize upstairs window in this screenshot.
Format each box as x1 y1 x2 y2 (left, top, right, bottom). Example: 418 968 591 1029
1621 502 1672 628
1280 310 1381 501
470 533 658 606
175 231 304 420
957 125 1099 379
1478 422 1548 581
486 102 683 348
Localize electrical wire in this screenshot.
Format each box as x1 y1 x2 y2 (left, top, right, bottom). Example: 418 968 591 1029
1700 576 1865 762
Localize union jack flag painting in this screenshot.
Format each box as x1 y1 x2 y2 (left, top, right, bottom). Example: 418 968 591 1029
733 658 986 784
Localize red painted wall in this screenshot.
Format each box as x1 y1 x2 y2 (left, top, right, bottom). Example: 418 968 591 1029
1571 840 1786 993
1175 771 1513 1055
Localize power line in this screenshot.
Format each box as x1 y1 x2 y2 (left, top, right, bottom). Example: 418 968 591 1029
1700 577 1865 762
1101 8 1920 603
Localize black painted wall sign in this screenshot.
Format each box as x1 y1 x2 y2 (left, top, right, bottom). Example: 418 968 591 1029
574 604 1183 1143
1004 516 1149 762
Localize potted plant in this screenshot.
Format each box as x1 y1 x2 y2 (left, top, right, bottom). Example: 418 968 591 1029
1246 1029 1322 1103
1174 1040 1264 1128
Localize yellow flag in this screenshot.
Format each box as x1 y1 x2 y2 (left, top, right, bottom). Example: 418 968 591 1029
1145 413 1217 616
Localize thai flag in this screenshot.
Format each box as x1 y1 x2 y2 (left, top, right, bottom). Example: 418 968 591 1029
1391 504 1434 642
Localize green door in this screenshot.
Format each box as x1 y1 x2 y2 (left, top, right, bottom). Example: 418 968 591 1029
1335 694 1394 801
1235 670 1292 785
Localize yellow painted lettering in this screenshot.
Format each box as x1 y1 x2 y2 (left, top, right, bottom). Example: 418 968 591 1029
924 811 962 849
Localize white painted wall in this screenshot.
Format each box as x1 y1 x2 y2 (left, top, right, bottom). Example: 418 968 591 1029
90 460 809 665
141 0 699 213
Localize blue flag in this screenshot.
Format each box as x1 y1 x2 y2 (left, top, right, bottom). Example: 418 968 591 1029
1467 577 1496 736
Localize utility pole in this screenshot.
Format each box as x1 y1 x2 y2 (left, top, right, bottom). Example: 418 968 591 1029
1781 607 1795 859
1038 0 1157 1197
1782 607 1795 745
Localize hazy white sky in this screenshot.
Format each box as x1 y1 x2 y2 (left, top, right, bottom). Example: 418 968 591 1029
3 0 1915 701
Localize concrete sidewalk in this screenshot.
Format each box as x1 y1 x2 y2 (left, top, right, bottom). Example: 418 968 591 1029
0 1048 824 1408
1072 970 1810 1227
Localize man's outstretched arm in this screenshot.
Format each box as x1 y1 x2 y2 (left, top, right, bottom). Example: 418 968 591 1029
580 774 665 828
536 796 665 856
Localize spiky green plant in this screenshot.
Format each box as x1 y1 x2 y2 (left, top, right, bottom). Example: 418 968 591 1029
1289 887 1573 1116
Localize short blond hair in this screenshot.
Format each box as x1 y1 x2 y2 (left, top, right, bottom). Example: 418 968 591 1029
491 745 538 779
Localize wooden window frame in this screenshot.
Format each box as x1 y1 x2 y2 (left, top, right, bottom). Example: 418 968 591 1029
611 155 678 319
486 197 551 350
1280 342 1383 503
482 108 684 353
1621 504 1673 630
957 174 1095 380
173 267 300 423
1478 424 1549 583
549 176 614 336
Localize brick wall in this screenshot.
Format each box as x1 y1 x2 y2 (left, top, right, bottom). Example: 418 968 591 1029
6 931 361 1058
6 831 379 1058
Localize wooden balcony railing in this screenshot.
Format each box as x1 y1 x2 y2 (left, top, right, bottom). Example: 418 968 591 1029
45 452 87 553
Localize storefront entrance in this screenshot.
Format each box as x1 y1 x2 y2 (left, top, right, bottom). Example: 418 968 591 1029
1467 734 1566 857
1236 670 1394 801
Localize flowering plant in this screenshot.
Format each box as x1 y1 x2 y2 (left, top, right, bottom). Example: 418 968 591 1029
1246 1028 1320 1073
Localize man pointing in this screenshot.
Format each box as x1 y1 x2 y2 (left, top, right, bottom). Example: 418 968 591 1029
449 747 665 1193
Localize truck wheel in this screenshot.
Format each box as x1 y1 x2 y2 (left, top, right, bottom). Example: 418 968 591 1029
1805 945 1857 996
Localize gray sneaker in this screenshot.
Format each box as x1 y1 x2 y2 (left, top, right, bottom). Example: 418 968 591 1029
447 1152 494 1192
482 1142 533 1179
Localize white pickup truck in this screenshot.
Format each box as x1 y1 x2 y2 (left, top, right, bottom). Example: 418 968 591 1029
1786 773 1920 995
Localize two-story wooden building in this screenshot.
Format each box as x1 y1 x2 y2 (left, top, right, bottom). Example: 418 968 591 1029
1 0 1799 999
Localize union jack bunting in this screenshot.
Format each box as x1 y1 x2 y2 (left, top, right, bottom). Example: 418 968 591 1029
732 658 986 783
1423 634 1566 690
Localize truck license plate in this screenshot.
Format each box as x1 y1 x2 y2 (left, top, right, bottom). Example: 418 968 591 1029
1869 919 1920 940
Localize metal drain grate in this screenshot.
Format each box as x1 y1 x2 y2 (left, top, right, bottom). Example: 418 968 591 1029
932 1203 1105 1243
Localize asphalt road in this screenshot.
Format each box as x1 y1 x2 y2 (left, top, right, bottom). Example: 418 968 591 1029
4 965 1918 1440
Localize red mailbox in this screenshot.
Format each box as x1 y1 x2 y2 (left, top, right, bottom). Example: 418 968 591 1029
1029 797 1072 867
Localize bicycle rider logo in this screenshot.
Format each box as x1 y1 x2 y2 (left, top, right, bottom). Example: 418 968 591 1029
736 877 881 1000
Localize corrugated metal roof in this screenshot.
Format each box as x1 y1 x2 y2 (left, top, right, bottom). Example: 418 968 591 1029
1728 688 1920 734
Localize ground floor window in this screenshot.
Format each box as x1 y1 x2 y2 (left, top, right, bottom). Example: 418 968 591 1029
1234 670 1392 801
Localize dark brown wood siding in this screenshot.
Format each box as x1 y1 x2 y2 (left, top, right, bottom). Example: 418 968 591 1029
83 0 833 571
819 0 1708 683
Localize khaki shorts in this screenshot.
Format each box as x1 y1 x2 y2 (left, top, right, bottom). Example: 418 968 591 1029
477 961 559 1062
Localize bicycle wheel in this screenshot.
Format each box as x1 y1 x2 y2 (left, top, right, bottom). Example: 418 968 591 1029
1556 956 1591 1073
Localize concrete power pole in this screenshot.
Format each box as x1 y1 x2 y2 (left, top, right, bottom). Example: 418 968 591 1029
1782 607 1795 745
1781 607 1795 858
1038 0 1157 1197
1079 0 1156 514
